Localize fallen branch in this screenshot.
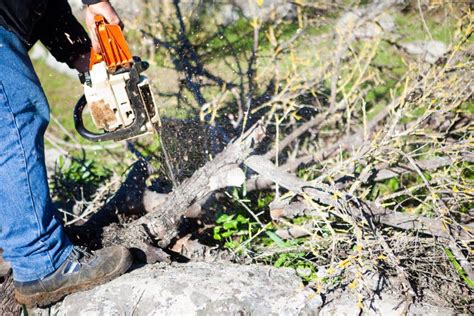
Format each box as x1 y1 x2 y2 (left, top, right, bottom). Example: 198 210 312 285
99 124 265 262
275 223 315 240
245 154 474 290
372 153 474 182
244 155 472 241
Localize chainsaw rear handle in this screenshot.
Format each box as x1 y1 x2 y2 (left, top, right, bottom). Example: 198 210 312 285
90 15 133 72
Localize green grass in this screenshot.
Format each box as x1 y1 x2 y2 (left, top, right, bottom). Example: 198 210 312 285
394 12 457 44
460 101 474 114
32 59 82 132
372 41 406 74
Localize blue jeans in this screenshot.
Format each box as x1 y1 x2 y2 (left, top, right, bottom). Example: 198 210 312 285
0 26 73 282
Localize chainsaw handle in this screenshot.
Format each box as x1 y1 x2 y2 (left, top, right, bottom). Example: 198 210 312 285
74 95 146 142
74 95 111 142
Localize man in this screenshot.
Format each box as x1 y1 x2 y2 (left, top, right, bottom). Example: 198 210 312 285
0 0 132 308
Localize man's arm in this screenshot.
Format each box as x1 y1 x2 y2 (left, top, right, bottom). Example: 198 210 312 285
35 0 123 73
34 0 91 72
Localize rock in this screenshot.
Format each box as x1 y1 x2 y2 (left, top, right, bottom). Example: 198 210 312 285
45 262 322 315
319 290 455 316
29 263 459 315
335 0 402 40
400 40 447 64
337 11 395 39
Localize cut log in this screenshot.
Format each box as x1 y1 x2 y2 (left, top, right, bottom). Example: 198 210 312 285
99 124 265 262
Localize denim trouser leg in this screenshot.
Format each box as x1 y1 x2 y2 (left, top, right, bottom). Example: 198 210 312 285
0 26 73 282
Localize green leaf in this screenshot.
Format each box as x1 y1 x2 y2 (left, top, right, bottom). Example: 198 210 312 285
213 227 222 241
223 220 238 230
225 240 238 249
274 254 288 267
444 247 474 289
387 178 399 191
242 179 247 197
265 231 286 248
232 188 240 200
236 214 249 224
222 230 236 238
216 214 232 224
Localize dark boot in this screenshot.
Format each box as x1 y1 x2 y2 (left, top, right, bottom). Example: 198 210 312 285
14 245 132 308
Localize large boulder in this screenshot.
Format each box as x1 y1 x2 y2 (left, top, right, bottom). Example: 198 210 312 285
31 262 458 315
46 262 322 315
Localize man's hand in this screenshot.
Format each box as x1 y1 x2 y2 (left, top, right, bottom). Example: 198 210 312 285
85 1 123 53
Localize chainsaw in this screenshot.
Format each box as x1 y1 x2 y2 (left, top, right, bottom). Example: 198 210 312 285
74 15 160 142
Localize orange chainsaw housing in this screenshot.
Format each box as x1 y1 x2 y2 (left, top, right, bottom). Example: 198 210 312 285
89 15 133 72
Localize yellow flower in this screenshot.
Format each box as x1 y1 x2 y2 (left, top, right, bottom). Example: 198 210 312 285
357 295 364 310
338 258 352 269
316 282 323 294
348 279 357 289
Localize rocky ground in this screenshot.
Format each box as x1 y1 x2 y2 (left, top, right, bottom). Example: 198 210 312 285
32 262 454 316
